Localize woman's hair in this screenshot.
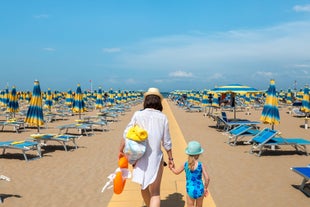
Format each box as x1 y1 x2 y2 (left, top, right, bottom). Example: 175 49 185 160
143 95 163 111
188 155 199 171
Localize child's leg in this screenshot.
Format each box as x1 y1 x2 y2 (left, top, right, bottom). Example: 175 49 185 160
186 194 195 207
195 196 204 207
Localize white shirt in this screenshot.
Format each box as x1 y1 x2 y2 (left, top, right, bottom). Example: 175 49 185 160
123 108 172 189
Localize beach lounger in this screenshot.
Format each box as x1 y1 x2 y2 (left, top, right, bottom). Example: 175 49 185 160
30 134 81 151
184 103 203 112
250 128 310 156
0 120 25 133
291 108 306 117
215 115 260 131
57 123 93 136
291 165 310 196
226 125 260 146
0 140 41 161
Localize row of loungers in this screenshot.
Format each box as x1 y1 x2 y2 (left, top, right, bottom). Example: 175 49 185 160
0 134 81 161
222 125 310 196
224 125 310 156
212 111 310 196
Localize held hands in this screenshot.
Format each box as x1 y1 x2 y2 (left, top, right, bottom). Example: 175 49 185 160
168 159 175 169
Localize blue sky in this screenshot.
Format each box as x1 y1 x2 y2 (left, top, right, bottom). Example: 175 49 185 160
1 1 310 92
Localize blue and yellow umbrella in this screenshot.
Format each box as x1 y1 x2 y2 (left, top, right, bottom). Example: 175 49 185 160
72 84 86 119
212 83 259 119
44 88 53 111
95 87 104 110
7 86 19 117
24 80 44 132
260 79 280 129
65 89 73 107
301 85 310 115
107 88 115 106
286 89 292 105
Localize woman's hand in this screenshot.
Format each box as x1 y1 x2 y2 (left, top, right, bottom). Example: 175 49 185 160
118 151 125 159
168 159 175 169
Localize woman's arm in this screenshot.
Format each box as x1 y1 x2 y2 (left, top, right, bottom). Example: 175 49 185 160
166 149 175 169
118 137 125 158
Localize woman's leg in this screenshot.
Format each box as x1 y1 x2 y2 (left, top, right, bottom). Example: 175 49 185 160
148 160 164 207
141 187 151 207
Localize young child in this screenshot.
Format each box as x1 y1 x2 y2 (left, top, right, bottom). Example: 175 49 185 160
170 141 210 207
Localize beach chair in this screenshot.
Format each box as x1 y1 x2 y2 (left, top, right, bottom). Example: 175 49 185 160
291 108 306 117
0 120 25 133
250 128 310 156
215 114 260 131
0 140 41 161
226 125 260 146
291 165 310 196
29 134 81 151
184 103 203 112
57 123 93 136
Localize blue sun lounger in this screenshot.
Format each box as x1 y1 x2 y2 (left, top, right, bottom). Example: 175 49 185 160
226 125 260 146
216 115 260 131
291 165 310 196
250 128 310 156
0 140 41 161
57 123 93 136
29 134 81 151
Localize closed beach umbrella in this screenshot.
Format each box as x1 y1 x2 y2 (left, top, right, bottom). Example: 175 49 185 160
1 87 9 107
44 88 53 111
212 93 220 108
260 79 280 130
201 90 208 107
301 85 310 116
65 89 73 107
7 86 19 117
95 87 104 110
286 89 292 105
107 88 115 106
24 80 44 132
72 84 86 119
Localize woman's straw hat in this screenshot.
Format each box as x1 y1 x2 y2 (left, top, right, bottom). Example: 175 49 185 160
144 87 163 101
185 141 204 155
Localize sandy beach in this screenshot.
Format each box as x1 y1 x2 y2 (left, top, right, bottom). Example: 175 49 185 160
0 99 309 207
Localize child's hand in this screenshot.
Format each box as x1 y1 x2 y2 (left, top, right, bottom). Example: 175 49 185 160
204 188 209 197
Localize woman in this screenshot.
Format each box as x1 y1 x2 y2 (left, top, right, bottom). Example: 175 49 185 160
119 87 174 207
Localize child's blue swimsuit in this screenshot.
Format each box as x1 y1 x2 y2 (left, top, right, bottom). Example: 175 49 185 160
184 161 204 199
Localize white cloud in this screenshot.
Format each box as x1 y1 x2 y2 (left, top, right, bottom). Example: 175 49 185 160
208 73 224 80
254 71 275 78
102 48 121 53
293 64 310 68
43 48 56 52
154 79 164 83
111 20 310 90
125 78 136 84
33 14 49 19
169 71 193 78
293 5 310 12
